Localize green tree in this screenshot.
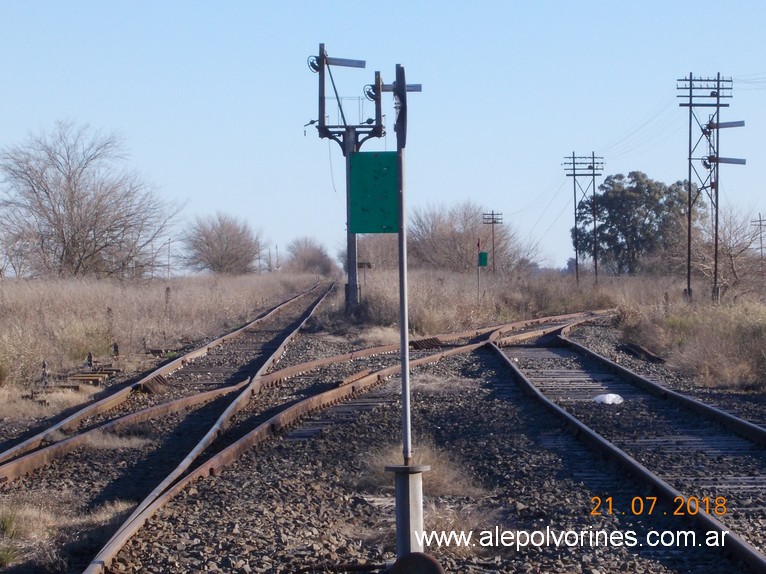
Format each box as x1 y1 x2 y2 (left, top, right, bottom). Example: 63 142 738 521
572 172 691 275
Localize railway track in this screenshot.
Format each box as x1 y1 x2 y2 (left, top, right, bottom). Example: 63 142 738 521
0 284 333 572
102 316 758 573
2 309 761 573
493 328 766 572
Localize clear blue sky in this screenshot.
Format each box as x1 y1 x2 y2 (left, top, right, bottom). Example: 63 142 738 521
1 1 764 268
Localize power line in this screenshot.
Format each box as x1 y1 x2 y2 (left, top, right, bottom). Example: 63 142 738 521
732 74 766 90
528 193 573 261
506 178 565 217
599 94 678 155
752 213 765 278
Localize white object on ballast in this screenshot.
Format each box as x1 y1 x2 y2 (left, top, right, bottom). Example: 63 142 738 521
594 393 624 405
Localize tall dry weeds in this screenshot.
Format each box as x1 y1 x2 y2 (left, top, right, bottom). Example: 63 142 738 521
352 269 622 335
617 298 766 389
0 274 316 389
0 495 133 570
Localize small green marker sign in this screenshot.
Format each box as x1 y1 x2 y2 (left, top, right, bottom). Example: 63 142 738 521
478 251 488 267
349 151 399 234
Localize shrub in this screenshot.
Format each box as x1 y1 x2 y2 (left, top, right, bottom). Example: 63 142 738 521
622 301 766 389
0 511 16 539
0 546 17 567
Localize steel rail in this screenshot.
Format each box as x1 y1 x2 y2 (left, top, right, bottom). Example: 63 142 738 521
487 310 610 342
558 334 766 447
490 341 766 573
84 282 335 574
0 285 323 467
0 381 247 483
258 310 610 386
0 308 599 486
83 319 582 573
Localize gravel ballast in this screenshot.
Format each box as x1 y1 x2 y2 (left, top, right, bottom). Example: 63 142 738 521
110 337 749 573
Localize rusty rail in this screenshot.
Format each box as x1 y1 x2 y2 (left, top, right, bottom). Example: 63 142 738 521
84 282 335 574
490 341 766 573
0 286 323 468
84 317 590 573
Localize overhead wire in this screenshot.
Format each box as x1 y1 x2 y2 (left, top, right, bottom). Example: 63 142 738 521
506 178 566 216
527 185 574 258
733 74 766 90
519 74 761 264
521 92 689 263
525 180 568 232
596 93 685 160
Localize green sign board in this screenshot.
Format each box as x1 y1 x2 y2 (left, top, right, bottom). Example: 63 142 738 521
478 251 488 267
349 151 399 234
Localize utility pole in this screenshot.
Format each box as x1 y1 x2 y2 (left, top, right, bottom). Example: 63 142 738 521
563 152 603 285
677 73 745 302
752 213 765 279
308 43 384 312
482 211 503 274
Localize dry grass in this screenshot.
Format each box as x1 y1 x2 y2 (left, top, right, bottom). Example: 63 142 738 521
351 269 624 335
358 439 486 499
353 372 501 557
3 266 762 398
0 386 99 425
317 326 400 350
422 500 501 558
351 270 766 390
411 373 469 395
82 428 155 450
0 493 133 570
357 435 497 558
0 273 316 390
619 300 766 389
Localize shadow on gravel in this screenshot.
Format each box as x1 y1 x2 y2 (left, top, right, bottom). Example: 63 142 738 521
87 392 236 511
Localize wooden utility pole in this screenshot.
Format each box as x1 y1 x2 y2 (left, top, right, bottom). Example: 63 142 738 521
482 211 503 274
563 152 603 285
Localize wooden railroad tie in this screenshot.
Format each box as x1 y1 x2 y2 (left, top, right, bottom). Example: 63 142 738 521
67 373 110 385
64 362 122 386
141 374 170 394
409 337 443 350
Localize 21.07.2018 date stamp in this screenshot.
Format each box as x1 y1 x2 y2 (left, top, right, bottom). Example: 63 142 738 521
590 495 728 517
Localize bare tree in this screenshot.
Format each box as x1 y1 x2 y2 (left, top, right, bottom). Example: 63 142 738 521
284 237 339 277
180 212 264 274
0 228 33 277
0 121 178 278
693 205 761 300
409 200 536 274
354 234 399 271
